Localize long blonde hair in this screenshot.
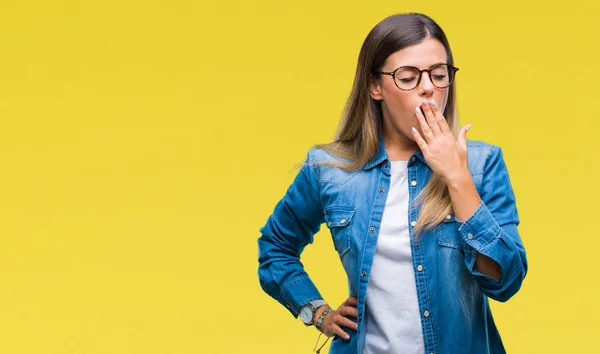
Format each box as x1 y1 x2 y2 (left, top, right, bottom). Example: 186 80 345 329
315 13 460 236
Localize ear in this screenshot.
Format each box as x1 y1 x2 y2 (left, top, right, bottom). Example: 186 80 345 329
369 76 383 100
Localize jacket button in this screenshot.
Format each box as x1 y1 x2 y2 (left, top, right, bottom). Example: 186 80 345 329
369 227 375 233
379 188 385 193
423 310 430 317
361 271 366 277
467 233 474 240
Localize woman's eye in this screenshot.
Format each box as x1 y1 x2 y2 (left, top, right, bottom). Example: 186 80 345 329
432 75 447 80
398 77 417 83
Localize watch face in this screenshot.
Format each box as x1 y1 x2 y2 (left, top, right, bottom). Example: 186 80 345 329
300 306 312 324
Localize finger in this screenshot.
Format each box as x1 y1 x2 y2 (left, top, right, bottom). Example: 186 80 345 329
338 305 358 318
415 105 434 142
336 316 358 331
321 317 334 336
323 325 336 337
343 296 358 306
421 99 441 136
343 306 359 318
324 326 336 337
411 127 430 154
430 100 451 135
329 323 350 340
458 124 471 151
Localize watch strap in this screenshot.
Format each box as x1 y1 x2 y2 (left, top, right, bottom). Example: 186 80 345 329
309 300 327 311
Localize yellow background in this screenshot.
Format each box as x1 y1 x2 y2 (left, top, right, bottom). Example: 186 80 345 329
0 1 598 353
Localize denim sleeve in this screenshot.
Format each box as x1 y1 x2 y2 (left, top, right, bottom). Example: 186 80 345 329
457 146 528 302
257 149 325 317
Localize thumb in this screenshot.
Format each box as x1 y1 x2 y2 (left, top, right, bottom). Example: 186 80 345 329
458 124 471 151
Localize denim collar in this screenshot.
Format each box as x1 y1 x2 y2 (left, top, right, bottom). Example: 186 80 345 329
362 135 427 170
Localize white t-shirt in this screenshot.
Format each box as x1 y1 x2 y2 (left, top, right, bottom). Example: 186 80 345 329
364 160 425 354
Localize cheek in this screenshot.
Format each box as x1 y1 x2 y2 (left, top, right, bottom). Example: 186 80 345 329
382 90 416 116
436 92 449 111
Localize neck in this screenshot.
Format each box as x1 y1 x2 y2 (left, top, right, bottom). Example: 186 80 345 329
382 130 419 162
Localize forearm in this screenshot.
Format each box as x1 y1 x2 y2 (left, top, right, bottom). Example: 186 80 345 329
446 170 500 280
446 169 481 222
258 236 323 316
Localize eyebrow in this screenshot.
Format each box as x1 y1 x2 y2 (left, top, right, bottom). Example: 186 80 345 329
392 62 447 70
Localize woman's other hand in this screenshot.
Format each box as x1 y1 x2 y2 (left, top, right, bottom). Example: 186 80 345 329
317 296 358 340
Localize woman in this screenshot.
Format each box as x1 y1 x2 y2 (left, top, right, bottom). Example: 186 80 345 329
258 13 527 354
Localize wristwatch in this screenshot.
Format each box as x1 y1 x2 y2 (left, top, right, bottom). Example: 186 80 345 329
300 300 327 326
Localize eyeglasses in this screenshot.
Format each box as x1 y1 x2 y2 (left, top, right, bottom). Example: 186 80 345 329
375 63 459 91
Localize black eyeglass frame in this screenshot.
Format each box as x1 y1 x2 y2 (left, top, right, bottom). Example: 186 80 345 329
374 63 459 91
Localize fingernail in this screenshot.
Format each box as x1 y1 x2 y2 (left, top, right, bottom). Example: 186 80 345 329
421 99 428 106
412 127 418 134
345 335 350 339
466 124 472 131
415 106 422 115
430 100 437 107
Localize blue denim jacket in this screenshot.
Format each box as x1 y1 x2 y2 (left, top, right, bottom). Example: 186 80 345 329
258 139 527 354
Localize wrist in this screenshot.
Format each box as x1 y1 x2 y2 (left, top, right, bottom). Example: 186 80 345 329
299 300 327 326
444 168 472 191
313 304 331 324
446 170 482 222
314 306 333 333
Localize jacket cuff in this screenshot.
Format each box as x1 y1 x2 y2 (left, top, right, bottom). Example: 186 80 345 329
457 201 502 252
280 275 323 317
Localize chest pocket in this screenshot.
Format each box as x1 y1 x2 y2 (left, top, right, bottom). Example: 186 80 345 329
437 214 465 252
324 207 355 257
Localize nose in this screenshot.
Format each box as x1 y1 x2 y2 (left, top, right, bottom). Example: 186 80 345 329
418 72 434 97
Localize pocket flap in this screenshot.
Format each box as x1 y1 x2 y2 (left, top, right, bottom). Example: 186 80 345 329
437 216 465 251
324 209 355 228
